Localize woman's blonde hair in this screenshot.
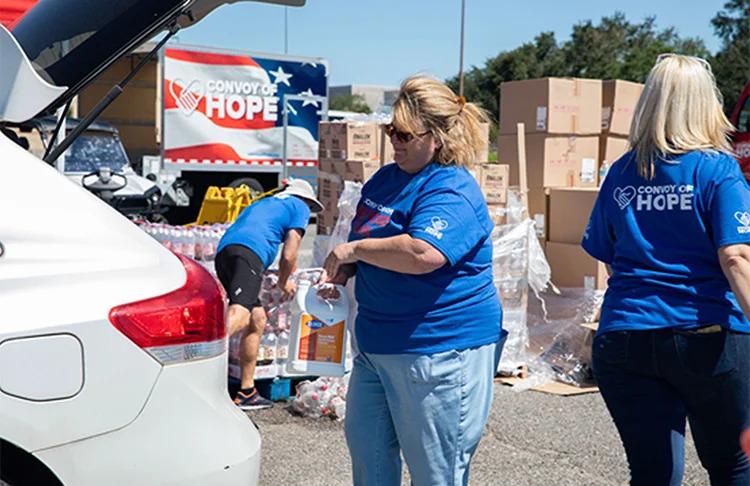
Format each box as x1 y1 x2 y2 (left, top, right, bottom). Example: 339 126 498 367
630 54 734 179
392 75 490 166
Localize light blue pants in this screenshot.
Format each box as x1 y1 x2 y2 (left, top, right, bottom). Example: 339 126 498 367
344 340 503 486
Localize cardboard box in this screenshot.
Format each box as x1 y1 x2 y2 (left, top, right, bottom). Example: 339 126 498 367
478 163 509 204
317 171 343 216
318 158 348 179
499 78 603 135
316 210 339 234
599 135 629 167
602 80 643 136
318 121 379 161
545 241 608 290
316 222 334 236
486 204 507 225
345 160 380 182
547 188 599 244
499 134 599 188
379 124 395 165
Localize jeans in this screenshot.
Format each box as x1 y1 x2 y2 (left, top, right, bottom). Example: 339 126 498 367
592 327 750 486
344 337 504 486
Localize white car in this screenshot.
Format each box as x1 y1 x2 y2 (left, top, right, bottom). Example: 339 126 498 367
0 0 303 484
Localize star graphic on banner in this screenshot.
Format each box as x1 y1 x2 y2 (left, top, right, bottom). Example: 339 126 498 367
270 66 293 86
299 88 320 107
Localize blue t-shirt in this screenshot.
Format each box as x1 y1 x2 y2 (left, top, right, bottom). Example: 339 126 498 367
218 195 310 268
348 162 503 354
582 150 750 334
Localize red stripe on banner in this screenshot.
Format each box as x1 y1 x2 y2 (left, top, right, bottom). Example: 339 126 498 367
165 144 244 162
164 157 319 167
164 80 275 130
165 48 260 67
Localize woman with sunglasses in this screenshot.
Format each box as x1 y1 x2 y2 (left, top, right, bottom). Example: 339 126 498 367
323 75 506 486
583 54 750 485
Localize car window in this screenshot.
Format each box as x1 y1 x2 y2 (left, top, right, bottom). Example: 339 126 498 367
738 96 750 133
63 132 130 173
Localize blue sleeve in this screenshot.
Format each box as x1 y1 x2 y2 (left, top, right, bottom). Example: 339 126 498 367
288 198 310 233
706 157 750 248
581 187 615 264
407 189 489 266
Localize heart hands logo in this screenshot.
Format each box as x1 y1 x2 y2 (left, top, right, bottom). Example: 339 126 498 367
613 186 636 210
169 79 204 116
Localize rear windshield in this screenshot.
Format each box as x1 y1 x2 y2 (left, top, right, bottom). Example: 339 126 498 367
12 0 185 108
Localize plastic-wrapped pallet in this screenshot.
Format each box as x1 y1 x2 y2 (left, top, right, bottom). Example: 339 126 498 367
523 287 604 387
494 188 553 375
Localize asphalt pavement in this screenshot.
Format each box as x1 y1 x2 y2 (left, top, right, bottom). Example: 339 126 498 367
264 225 710 485
251 382 709 486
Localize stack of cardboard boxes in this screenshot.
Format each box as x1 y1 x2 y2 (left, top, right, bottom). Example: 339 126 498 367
497 78 603 236
474 163 510 225
496 77 643 290
317 121 394 235
545 188 608 289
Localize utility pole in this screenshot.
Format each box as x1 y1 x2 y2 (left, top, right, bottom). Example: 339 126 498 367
459 0 466 96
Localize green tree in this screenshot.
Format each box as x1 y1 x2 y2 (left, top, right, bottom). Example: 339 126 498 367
329 94 372 114
712 0 750 113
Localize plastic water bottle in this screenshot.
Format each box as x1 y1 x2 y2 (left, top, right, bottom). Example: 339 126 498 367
258 329 277 367
276 331 290 369
599 161 610 184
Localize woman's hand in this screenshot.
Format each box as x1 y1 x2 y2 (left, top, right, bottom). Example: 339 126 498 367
279 280 297 302
324 242 358 280
317 285 342 300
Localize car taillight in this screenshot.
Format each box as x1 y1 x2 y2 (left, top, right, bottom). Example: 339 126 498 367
109 254 227 364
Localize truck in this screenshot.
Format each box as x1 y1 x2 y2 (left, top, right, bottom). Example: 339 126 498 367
730 83 750 179
4 116 166 221
77 43 329 223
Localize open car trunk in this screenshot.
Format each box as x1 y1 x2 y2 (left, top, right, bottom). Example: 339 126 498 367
9 0 305 121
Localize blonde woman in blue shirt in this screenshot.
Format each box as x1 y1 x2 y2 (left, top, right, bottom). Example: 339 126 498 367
584 55 750 485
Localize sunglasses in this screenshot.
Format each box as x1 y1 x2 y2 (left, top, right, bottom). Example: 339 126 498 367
384 124 429 143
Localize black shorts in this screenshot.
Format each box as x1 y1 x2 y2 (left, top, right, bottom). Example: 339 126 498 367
214 245 265 310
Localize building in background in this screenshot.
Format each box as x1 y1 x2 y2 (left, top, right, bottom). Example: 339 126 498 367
330 85 398 113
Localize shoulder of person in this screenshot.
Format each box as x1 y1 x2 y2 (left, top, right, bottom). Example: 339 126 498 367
423 163 477 188
695 149 741 180
419 164 485 206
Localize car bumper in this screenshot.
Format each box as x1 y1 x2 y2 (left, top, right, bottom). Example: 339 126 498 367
36 354 261 486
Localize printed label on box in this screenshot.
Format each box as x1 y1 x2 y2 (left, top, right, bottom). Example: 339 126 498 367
581 158 596 183
601 107 612 130
536 106 548 130
534 214 545 237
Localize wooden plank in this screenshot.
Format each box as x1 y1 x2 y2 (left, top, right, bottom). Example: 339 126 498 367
580 322 599 332
498 376 599 396
516 122 529 213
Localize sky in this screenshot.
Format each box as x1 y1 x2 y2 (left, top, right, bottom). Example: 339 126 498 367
178 0 729 88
